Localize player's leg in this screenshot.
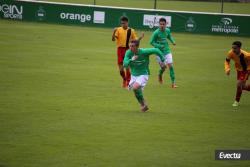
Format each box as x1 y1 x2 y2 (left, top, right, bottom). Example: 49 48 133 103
156 56 166 84
233 80 245 107
123 48 131 86
118 64 126 88
242 71 250 91
133 82 146 108
166 53 177 88
233 71 248 107
243 83 250 91
159 66 166 84
125 68 131 86
129 75 149 112
117 47 126 88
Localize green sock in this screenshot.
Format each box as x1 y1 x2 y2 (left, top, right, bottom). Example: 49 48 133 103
159 68 165 76
169 66 175 84
134 89 144 104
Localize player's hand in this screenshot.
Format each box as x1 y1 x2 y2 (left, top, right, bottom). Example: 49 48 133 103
140 32 144 40
132 55 138 61
159 62 166 68
226 70 230 76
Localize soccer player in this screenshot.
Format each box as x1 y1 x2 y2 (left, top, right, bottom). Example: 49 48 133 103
112 16 144 88
149 17 177 88
123 40 165 112
225 41 250 107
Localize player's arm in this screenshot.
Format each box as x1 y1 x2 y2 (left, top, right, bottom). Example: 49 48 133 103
153 48 165 63
149 31 163 49
138 32 144 41
167 29 176 45
123 51 132 68
153 48 166 68
112 28 118 41
132 29 144 42
224 54 231 75
246 52 250 69
246 52 250 60
144 48 165 67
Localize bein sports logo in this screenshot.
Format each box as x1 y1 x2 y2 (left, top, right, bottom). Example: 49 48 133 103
211 17 239 34
0 4 23 20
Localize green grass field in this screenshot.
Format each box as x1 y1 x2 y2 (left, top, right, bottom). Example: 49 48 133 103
42 0 250 14
1 19 250 167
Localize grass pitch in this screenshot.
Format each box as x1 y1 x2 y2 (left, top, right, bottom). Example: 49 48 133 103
0 19 250 167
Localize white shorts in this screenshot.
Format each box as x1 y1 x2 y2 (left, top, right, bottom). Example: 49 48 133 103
128 75 149 90
156 53 173 65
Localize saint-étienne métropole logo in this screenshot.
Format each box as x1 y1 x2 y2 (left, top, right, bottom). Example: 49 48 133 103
211 17 239 34
0 4 23 20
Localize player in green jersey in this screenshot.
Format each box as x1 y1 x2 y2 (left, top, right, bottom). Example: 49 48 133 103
150 17 178 88
123 40 165 112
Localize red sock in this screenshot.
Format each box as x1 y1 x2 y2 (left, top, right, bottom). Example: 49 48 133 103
125 68 131 82
120 70 126 81
235 86 242 102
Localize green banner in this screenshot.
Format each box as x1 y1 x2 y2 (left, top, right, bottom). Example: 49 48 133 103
1 0 250 36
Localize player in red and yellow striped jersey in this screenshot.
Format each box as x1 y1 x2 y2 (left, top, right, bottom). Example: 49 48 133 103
112 16 144 88
224 41 250 107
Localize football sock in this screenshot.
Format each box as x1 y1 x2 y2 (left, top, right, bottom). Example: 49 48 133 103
235 86 242 102
159 68 165 76
120 70 126 81
134 89 144 104
169 66 176 84
125 68 131 82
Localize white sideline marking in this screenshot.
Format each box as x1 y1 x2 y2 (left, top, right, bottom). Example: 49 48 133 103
18 0 250 17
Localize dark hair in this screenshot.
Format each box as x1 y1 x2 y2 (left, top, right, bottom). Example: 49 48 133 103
159 17 166 23
120 16 128 22
130 40 140 47
232 41 242 48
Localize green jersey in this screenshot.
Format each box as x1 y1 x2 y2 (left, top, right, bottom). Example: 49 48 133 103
123 48 165 76
150 28 175 55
